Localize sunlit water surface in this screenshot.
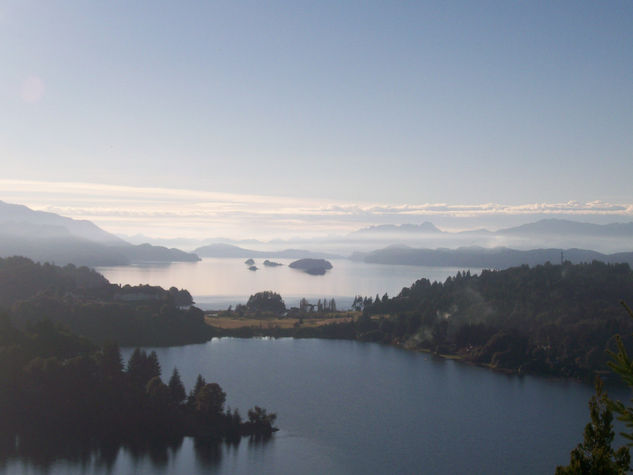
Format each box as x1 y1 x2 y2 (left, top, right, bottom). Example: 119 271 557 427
96 257 481 309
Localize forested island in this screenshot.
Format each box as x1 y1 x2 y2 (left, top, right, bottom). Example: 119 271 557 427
289 258 333 275
209 261 633 382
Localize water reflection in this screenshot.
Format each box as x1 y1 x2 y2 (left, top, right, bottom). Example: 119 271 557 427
193 437 224 469
0 432 272 474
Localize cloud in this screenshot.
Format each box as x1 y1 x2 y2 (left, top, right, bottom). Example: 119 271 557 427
0 179 632 239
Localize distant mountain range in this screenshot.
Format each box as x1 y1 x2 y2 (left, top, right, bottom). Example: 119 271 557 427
119 218 633 256
347 218 633 254
194 243 340 259
3 198 630 269
351 218 633 239
351 244 633 269
0 201 200 267
494 219 633 237
350 221 443 236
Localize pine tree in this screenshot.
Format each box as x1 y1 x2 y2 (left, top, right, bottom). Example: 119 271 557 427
608 302 633 442
126 348 144 384
147 351 161 380
168 368 186 405
100 343 123 380
188 374 207 407
556 378 630 474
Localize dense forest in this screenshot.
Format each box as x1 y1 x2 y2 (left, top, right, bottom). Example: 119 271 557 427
0 256 214 346
216 262 633 382
0 315 277 466
359 261 633 380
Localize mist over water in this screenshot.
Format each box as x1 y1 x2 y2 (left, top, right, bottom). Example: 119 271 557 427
97 258 481 309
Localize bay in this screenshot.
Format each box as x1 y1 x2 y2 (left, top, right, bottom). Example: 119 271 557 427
4 338 628 474
96 257 482 309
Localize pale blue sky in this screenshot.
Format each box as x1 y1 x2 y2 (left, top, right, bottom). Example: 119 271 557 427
1 1 632 237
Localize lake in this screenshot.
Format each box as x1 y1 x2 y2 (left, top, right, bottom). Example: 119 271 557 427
3 259 626 474
3 338 628 474
96 257 482 309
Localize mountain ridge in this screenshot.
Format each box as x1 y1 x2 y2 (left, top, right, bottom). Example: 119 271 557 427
0 200 200 266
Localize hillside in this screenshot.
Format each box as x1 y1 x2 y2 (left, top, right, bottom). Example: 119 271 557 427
0 256 210 346
0 201 200 266
356 261 633 381
355 245 633 268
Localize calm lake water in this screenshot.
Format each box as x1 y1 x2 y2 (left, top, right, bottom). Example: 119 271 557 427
3 260 628 474
4 338 629 474
97 257 482 309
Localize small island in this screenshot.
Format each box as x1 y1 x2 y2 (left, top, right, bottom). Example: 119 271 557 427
244 258 255 265
248 265 258 271
289 258 333 275
263 260 283 267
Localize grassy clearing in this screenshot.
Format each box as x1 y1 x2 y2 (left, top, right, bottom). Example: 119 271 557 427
204 314 356 330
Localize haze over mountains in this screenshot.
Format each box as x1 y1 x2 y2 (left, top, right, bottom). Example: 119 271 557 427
1 199 632 269
194 243 340 260
0 201 200 266
345 219 633 254
124 218 633 256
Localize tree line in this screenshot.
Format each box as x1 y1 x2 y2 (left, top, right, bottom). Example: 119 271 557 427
356 261 633 381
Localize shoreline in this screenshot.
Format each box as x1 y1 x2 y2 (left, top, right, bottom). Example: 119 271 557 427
202 324 608 387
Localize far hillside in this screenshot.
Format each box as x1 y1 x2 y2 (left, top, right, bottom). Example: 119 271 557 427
352 245 633 269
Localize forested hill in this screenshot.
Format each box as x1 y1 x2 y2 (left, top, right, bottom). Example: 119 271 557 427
355 246 633 269
352 261 633 381
0 256 213 346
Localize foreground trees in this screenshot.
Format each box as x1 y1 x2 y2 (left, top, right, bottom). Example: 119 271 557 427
556 379 630 474
0 318 277 450
557 302 633 474
607 302 633 444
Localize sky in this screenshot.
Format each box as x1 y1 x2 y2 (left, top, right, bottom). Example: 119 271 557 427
1 1 632 239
